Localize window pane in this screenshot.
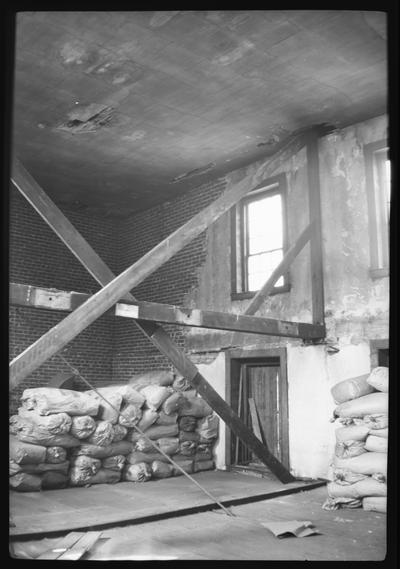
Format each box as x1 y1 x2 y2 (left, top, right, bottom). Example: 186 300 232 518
247 250 284 290
247 194 283 254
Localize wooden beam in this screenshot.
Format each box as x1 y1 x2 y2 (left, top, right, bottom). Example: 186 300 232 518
10 133 308 387
10 282 324 339
306 133 325 326
242 223 313 317
10 137 306 482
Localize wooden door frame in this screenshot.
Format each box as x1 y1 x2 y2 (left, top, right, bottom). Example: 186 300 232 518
225 347 290 469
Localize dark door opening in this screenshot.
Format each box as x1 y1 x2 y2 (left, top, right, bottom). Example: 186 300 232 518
228 351 289 471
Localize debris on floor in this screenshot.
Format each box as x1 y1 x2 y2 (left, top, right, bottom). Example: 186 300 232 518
261 520 321 538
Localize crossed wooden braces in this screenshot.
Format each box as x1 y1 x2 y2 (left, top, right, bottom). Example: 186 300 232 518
9 129 325 483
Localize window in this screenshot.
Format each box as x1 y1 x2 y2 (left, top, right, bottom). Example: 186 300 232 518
231 174 289 299
364 140 390 278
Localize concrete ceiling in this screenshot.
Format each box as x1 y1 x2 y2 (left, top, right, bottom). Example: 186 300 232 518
12 10 387 216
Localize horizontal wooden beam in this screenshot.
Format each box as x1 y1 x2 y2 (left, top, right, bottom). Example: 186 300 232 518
10 283 324 340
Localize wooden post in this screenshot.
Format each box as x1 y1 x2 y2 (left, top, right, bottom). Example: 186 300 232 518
306 133 325 326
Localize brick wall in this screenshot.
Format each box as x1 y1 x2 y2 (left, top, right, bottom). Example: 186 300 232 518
112 178 227 381
9 187 118 414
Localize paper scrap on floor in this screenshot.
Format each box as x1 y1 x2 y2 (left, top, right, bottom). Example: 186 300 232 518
262 520 321 538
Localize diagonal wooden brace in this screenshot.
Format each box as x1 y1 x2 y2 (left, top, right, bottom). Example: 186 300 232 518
9 134 309 482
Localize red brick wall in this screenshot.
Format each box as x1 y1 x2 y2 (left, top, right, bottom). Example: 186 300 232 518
9 188 118 414
112 178 227 381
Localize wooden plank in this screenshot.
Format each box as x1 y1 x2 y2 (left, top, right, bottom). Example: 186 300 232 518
57 531 103 560
10 133 309 387
36 531 84 559
242 222 313 317
306 132 325 326
10 283 324 339
248 398 263 442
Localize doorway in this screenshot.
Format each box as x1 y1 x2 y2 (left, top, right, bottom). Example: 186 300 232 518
225 348 290 471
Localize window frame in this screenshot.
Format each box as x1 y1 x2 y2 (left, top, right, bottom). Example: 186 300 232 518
364 140 390 279
231 173 290 300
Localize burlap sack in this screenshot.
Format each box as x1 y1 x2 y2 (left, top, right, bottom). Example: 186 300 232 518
21 387 99 416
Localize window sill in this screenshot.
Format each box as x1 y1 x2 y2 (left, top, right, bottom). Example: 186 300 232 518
231 283 291 301
369 267 389 279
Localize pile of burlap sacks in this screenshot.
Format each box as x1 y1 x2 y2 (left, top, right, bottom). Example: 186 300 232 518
323 366 388 513
9 371 219 492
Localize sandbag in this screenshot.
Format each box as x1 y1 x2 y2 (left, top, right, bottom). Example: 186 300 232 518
196 414 219 442
143 423 179 440
327 478 387 499
156 411 178 426
86 421 114 447
372 428 388 439
9 472 42 492
10 436 46 464
70 455 101 475
179 440 197 456
170 456 194 476
330 374 374 404
151 460 174 479
70 415 96 439
355 414 388 430
18 408 72 434
362 496 387 513
126 450 168 465
365 435 388 453
332 468 369 485
13 461 70 476
333 452 387 475
161 392 186 415
21 388 99 416
193 460 214 472
367 367 388 393
335 440 367 459
41 471 69 490
140 385 171 410
123 463 152 482
118 403 142 428
10 416 80 447
102 455 126 471
45 446 67 464
334 393 388 418
90 468 121 485
89 392 122 424
72 440 133 459
135 437 157 453
137 409 159 431
179 396 212 418
179 416 197 432
130 370 174 388
157 437 179 456
322 497 362 510
335 425 370 443
92 384 145 407
112 424 128 443
195 444 213 461
69 466 95 486
172 375 192 391
179 430 200 443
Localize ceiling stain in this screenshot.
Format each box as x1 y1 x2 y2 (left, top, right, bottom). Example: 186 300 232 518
171 162 216 183
213 40 254 65
55 104 115 134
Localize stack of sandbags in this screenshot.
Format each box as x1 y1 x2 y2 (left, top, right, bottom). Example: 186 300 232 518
9 388 99 491
323 367 388 513
123 375 219 482
9 372 220 491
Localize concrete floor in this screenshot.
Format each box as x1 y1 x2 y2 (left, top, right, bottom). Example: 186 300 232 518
10 486 386 561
